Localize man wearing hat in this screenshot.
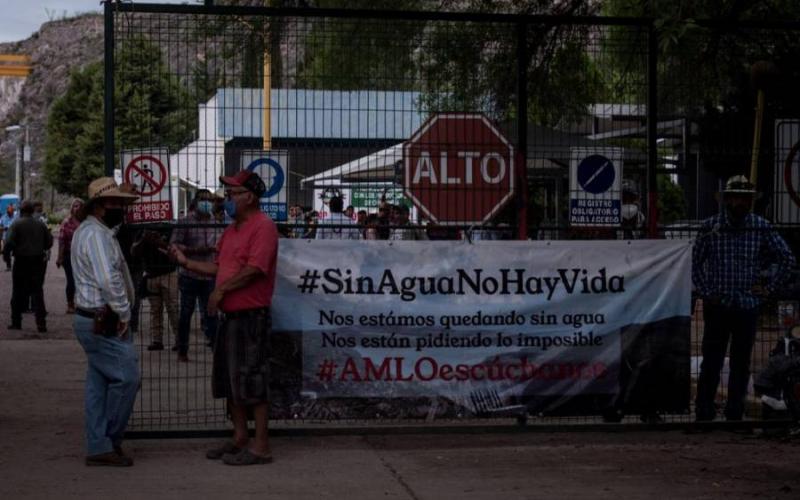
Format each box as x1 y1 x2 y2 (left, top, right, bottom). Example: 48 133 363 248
692 175 796 422
71 177 140 466
170 170 278 465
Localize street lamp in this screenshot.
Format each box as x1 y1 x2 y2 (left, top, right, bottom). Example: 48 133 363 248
4 124 29 200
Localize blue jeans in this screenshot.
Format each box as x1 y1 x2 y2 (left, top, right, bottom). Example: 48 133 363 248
74 315 140 456
177 275 217 355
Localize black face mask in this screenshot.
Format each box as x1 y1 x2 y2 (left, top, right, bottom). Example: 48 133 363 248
726 204 750 223
102 208 125 228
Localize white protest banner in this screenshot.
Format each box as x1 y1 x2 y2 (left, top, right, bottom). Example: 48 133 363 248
122 148 172 223
272 240 692 412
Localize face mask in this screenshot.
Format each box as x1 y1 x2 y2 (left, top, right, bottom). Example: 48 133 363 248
621 204 639 220
196 200 213 215
224 199 237 218
102 208 125 228
727 204 750 222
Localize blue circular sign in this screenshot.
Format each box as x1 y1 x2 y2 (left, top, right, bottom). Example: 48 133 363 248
577 155 615 195
246 158 284 198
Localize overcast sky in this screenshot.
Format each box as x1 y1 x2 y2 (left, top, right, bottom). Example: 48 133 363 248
0 1 200 43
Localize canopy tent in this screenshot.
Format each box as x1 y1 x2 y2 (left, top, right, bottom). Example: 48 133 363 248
300 143 404 186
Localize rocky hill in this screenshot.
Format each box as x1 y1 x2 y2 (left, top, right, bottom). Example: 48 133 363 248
0 1 586 208
0 14 104 204
0 9 300 208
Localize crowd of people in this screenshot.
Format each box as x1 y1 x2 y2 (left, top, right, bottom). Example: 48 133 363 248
56 173 278 467
1 171 796 469
285 196 512 241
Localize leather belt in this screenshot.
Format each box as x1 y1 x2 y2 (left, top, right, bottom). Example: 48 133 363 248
222 307 270 319
76 307 97 319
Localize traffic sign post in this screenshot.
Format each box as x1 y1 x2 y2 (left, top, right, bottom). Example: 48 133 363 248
774 120 800 224
569 147 623 227
122 148 173 223
240 150 289 221
403 113 515 226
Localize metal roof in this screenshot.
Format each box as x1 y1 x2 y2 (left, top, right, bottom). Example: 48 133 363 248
216 88 426 140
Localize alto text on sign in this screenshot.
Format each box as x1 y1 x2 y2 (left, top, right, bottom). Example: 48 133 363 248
404 114 515 225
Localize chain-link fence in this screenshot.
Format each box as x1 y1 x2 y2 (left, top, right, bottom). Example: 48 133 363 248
106 3 800 433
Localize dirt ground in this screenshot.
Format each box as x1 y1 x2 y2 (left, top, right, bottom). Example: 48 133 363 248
2 260 800 499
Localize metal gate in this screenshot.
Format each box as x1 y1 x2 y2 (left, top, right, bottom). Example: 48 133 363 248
102 2 800 432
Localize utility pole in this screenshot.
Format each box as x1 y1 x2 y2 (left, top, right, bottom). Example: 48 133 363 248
263 0 271 152
5 124 26 200
17 141 24 200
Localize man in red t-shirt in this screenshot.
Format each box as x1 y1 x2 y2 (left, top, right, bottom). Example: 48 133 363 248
170 170 278 466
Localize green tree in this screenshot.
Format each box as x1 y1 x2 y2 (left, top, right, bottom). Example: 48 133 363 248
296 0 427 91
44 38 194 197
44 63 104 197
417 0 603 126
0 156 12 194
294 0 603 126
191 0 294 93
657 174 687 225
602 0 800 180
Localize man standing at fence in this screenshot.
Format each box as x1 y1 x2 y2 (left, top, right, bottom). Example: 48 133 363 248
71 177 140 466
170 170 278 465
390 205 428 241
315 195 360 240
171 189 220 361
693 175 796 422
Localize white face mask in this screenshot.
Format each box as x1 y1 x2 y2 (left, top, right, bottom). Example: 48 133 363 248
622 203 640 220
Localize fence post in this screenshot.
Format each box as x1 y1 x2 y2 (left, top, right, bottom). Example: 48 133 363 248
103 0 115 177
646 21 659 238
516 21 529 240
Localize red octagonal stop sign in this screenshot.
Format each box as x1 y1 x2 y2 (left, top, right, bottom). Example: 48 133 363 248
404 113 515 225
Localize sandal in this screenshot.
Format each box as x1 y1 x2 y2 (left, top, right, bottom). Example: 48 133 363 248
222 448 273 466
86 451 133 467
205 441 242 460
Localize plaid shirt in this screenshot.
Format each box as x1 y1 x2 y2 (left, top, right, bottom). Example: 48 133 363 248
692 212 796 309
58 216 81 253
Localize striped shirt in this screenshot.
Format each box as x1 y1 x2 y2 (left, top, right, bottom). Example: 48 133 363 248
71 216 136 322
692 212 796 309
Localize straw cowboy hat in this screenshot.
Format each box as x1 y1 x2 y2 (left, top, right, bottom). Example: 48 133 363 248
722 175 757 195
86 177 139 204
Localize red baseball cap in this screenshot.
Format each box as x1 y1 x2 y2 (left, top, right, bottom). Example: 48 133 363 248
220 170 266 198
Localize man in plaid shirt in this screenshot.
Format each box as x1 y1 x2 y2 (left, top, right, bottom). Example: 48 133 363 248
171 189 221 361
693 175 796 422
